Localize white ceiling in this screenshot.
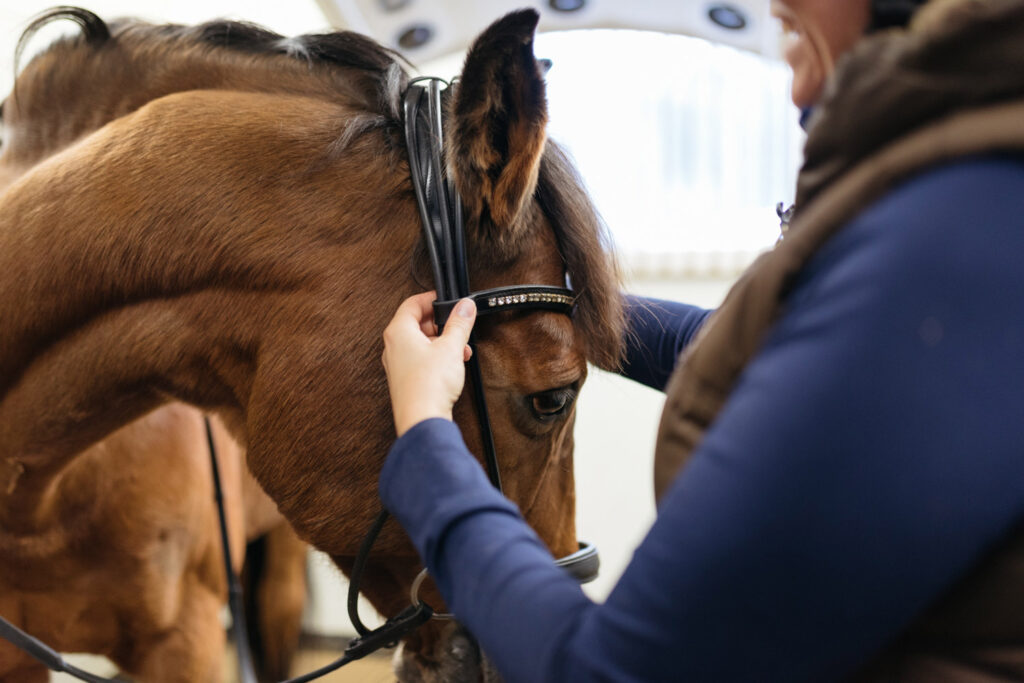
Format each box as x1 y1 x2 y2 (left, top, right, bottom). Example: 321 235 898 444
2 1 778 95
322 0 777 62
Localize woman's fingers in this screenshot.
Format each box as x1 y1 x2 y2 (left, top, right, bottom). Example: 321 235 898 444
394 290 435 324
386 292 435 340
381 294 477 436
393 291 441 337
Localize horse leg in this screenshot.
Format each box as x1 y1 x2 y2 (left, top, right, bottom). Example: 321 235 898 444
117 577 224 683
252 521 307 681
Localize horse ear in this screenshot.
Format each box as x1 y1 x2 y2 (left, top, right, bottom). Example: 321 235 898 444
449 9 547 241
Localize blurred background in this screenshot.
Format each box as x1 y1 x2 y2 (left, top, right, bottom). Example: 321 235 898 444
1 0 804 678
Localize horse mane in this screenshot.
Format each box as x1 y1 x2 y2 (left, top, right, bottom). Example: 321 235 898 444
17 7 403 74
14 7 409 122
537 143 625 370
10 7 625 370
15 6 111 60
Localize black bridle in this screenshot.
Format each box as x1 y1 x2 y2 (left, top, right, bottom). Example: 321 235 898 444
0 76 598 682
342 74 599 659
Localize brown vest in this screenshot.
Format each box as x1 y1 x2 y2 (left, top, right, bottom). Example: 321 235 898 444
653 0 1024 679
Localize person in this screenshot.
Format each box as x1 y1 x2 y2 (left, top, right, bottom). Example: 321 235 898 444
380 0 1024 680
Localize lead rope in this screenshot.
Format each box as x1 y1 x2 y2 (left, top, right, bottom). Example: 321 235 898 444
0 617 117 683
204 417 259 683
209 417 423 681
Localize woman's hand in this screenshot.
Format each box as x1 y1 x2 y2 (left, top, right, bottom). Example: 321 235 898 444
382 291 477 437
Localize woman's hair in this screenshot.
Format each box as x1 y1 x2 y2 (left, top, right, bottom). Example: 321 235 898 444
869 0 930 30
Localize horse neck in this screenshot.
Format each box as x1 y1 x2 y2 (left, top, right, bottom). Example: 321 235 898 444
0 88 415 543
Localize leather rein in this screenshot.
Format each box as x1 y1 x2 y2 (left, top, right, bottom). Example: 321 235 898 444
0 76 598 682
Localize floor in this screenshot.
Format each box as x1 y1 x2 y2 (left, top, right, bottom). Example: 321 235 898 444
52 648 396 682
266 649 395 682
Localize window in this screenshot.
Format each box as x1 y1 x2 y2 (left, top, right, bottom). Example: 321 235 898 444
534 29 804 277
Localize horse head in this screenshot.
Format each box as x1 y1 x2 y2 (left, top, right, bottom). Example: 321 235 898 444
0 8 623 680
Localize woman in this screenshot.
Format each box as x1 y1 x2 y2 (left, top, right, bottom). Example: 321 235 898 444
382 0 1024 680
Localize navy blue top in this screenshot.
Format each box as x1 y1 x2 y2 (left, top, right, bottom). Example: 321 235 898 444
380 157 1024 682
620 295 712 391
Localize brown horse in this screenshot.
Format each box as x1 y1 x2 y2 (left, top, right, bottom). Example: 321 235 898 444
0 6 623 682
0 11 309 682
0 409 306 682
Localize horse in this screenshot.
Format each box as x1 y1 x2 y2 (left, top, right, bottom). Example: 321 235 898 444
0 6 624 681
0 409 307 682
0 11 311 681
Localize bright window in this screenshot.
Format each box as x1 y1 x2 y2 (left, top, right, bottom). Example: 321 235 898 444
533 30 804 277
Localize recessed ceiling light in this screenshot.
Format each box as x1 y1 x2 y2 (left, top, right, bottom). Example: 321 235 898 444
378 0 411 11
397 24 433 49
707 4 748 30
549 0 586 12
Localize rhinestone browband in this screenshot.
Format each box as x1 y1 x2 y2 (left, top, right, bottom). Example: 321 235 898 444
433 285 576 331
486 291 574 308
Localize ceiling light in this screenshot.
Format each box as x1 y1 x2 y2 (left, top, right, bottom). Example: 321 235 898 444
378 0 411 11
549 0 586 12
397 24 433 49
707 4 747 30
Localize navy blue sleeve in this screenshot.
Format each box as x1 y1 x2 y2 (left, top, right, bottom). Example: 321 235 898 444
380 419 594 682
620 295 712 390
380 157 1024 682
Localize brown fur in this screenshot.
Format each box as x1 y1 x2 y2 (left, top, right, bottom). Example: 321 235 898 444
449 11 548 243
0 11 310 682
0 7 623 680
0 407 245 682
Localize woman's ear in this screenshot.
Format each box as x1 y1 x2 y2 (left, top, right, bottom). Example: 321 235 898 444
449 9 547 243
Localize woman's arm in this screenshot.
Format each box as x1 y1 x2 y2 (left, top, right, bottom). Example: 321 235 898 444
620 295 712 391
382 158 1024 682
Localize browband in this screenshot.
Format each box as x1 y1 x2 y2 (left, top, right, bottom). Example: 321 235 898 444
433 285 575 331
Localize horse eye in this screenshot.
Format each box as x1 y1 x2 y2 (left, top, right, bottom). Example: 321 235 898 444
529 388 576 421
